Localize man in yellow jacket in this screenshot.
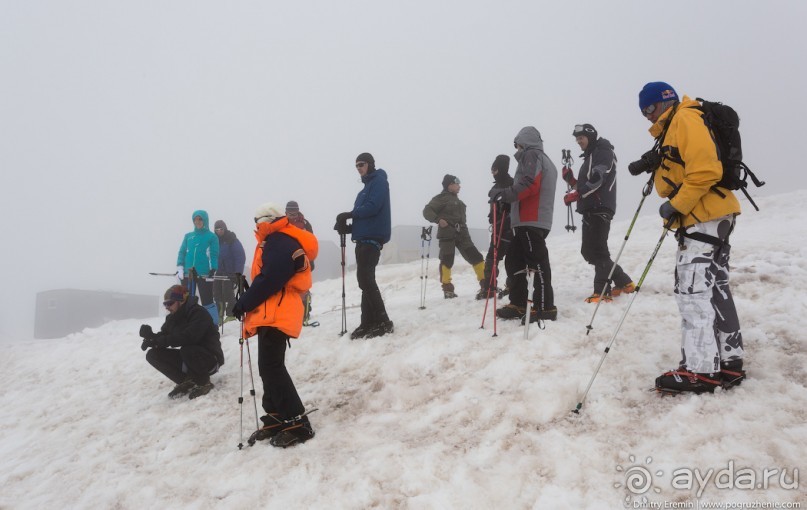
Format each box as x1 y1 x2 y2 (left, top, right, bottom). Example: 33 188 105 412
633 82 746 394
232 202 319 447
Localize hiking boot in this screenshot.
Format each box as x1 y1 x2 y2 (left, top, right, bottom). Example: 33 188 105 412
497 286 510 299
612 282 636 297
188 381 214 399
350 324 371 340
584 293 612 304
269 416 315 448
168 379 195 399
720 359 746 388
496 304 525 320
248 413 283 445
522 306 558 324
365 320 394 338
655 369 721 394
475 288 489 300
444 291 458 299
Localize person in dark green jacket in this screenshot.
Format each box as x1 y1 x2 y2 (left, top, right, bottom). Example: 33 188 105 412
423 174 485 298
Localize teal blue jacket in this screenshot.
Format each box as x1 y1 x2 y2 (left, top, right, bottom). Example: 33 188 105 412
177 210 219 276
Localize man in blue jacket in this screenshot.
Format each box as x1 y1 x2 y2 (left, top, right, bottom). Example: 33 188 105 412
334 152 394 339
212 220 246 323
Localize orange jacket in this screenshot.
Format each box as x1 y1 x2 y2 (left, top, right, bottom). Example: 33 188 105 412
243 219 318 339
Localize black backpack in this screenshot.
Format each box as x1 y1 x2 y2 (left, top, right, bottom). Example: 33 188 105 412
695 98 765 210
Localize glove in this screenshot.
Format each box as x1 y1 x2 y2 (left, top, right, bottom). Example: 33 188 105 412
562 167 577 186
231 302 245 321
176 265 184 281
208 269 216 279
659 201 678 220
563 190 580 206
140 338 154 351
336 212 352 224
488 189 505 204
139 324 155 340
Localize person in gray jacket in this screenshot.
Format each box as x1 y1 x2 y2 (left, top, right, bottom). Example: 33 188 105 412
423 174 485 298
489 126 558 322
563 124 635 303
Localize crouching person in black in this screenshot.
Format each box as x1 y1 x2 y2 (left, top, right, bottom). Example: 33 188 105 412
140 285 225 400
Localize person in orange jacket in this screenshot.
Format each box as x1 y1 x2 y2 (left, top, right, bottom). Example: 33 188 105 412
231 202 318 448
633 81 745 395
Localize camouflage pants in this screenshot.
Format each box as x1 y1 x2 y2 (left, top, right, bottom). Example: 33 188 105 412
674 215 744 374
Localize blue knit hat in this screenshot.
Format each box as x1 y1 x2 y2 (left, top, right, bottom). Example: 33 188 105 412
639 82 678 111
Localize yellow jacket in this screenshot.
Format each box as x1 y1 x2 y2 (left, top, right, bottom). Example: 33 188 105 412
650 95 741 229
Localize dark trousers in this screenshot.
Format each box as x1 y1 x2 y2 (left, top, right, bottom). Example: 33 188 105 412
212 277 236 317
257 326 305 420
182 276 214 306
355 242 389 326
505 226 554 311
146 345 218 385
581 211 631 294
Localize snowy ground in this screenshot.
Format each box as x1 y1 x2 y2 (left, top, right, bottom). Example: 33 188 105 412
1 191 805 509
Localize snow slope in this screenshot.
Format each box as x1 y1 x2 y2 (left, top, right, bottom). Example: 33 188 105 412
1 191 805 509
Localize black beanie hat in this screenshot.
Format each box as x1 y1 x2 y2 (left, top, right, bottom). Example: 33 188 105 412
442 174 460 190
214 220 227 231
356 152 375 172
491 155 510 174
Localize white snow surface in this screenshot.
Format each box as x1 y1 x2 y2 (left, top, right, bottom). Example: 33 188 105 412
2 192 806 509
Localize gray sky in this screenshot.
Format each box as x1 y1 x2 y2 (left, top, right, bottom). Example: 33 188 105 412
2 0 804 339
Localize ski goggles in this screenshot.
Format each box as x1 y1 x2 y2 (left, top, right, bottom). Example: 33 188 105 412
572 124 596 136
642 103 657 116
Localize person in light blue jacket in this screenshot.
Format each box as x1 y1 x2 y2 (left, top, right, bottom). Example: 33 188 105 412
176 210 219 308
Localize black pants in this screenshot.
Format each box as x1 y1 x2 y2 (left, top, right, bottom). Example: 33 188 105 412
182 276 214 306
355 242 389 326
146 345 218 385
212 277 236 317
581 211 631 294
504 226 554 311
257 326 305 420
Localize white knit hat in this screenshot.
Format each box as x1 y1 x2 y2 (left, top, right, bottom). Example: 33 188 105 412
254 202 283 224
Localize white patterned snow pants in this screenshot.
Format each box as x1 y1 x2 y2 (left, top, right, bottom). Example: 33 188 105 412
674 214 744 374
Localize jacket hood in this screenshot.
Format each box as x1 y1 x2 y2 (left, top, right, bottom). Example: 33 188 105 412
192 210 210 231
583 137 614 156
514 126 544 151
362 168 387 184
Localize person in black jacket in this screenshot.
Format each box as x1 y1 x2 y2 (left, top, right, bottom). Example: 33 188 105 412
562 124 634 303
140 285 225 399
478 155 514 300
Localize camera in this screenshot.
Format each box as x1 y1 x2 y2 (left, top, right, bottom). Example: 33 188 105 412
628 150 662 176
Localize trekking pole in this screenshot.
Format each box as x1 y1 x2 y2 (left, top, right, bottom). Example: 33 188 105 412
585 173 656 335
339 232 348 336
234 274 248 449
188 267 197 300
562 150 577 233
480 201 506 333
572 216 675 414
523 267 535 340
418 226 432 310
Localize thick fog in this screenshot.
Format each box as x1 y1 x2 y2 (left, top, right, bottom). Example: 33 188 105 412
1 0 805 340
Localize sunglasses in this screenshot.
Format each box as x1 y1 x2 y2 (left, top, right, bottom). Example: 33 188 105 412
163 300 176 307
356 162 368 168
642 103 657 116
